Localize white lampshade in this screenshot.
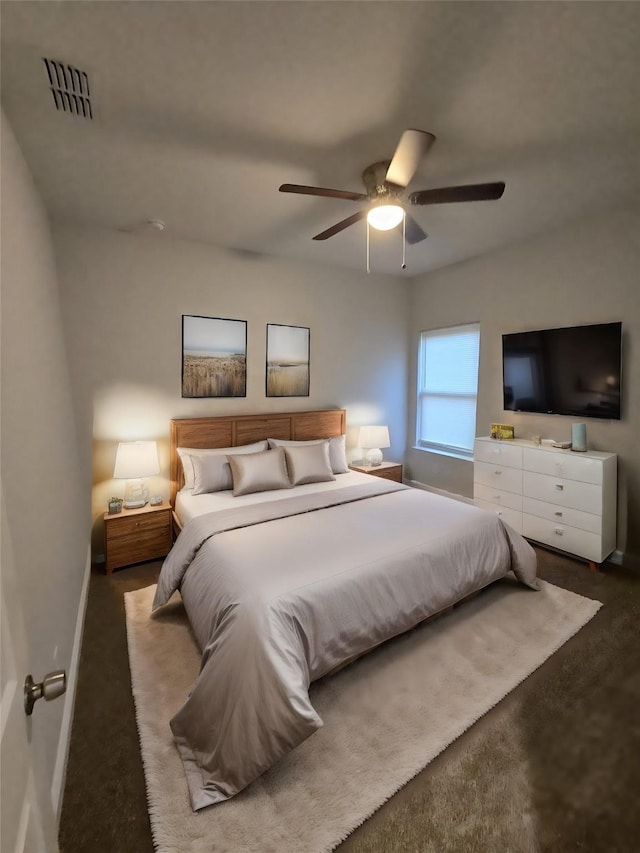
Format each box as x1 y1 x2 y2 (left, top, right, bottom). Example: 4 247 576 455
367 204 404 231
358 426 391 450
113 441 160 479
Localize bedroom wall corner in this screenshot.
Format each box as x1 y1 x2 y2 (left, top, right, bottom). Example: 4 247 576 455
1 111 92 824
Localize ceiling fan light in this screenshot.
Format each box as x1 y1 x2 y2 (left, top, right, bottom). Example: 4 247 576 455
367 204 404 231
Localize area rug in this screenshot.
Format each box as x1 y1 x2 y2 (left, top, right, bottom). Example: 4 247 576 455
125 578 601 853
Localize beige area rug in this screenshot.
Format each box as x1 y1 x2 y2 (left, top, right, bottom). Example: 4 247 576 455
125 578 601 853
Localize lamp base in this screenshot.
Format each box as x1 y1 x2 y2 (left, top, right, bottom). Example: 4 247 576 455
123 498 147 510
365 448 383 467
123 478 148 510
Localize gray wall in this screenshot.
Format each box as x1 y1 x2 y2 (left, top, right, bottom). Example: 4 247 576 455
406 203 640 564
1 113 91 821
52 225 410 558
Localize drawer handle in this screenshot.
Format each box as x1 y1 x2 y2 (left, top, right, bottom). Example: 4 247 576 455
492 495 501 501
555 484 564 490
497 511 503 516
494 470 502 475
554 528 564 536
554 511 563 517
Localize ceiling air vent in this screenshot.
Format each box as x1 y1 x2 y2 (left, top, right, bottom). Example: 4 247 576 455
42 58 92 119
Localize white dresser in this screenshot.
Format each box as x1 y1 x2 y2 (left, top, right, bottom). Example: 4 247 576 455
473 437 617 566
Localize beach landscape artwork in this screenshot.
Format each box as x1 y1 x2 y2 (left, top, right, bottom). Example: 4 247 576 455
182 315 247 398
266 324 310 397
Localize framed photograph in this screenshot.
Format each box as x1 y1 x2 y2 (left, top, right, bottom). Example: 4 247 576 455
182 315 247 398
266 324 310 397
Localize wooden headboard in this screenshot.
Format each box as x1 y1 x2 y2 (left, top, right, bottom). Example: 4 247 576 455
170 409 346 506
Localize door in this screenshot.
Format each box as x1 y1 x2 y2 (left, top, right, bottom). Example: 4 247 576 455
1 489 58 853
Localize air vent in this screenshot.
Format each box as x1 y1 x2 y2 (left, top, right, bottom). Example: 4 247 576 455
42 58 92 119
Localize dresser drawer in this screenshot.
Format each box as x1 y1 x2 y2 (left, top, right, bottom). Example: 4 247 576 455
523 513 605 562
474 440 523 469
473 483 523 511
474 461 523 495
523 497 601 535
522 448 602 485
475 500 523 533
523 471 602 515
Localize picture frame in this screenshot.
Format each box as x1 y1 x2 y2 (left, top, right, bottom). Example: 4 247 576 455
182 315 247 398
266 324 310 397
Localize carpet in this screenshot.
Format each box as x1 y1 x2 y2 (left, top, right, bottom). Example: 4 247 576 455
125 577 601 853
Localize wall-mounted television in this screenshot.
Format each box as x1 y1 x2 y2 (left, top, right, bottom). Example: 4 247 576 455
502 322 622 420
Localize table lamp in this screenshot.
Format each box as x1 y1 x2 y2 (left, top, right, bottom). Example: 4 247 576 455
358 425 391 467
113 441 160 509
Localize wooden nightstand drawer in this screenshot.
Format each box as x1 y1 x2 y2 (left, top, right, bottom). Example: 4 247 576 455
349 462 403 483
104 504 172 573
106 510 170 539
372 466 403 483
106 529 171 573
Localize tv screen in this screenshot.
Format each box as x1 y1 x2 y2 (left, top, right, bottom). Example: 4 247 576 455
502 322 622 420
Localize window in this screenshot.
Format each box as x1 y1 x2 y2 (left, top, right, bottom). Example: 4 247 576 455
416 323 480 457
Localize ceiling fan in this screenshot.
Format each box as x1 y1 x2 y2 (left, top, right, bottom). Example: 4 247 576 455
279 129 505 244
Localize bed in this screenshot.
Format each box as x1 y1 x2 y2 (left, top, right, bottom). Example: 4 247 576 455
153 409 538 811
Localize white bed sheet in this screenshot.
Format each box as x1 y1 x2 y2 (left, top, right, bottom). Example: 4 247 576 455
175 470 375 524
157 477 538 810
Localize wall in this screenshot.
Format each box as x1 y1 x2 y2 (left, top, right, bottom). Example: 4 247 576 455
1 113 91 825
52 226 410 558
407 203 640 564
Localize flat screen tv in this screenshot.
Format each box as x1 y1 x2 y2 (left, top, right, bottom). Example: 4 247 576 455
502 322 622 420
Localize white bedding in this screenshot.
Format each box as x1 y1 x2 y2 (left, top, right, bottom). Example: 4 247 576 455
175 469 373 523
155 478 538 810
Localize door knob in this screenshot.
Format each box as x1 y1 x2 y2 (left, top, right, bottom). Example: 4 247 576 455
24 670 66 716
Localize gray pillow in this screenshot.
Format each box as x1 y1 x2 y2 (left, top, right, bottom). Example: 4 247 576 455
268 434 349 474
178 440 268 491
227 447 292 497
284 442 335 486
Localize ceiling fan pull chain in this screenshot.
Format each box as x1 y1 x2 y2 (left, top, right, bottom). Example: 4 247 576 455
366 219 371 274
402 211 407 270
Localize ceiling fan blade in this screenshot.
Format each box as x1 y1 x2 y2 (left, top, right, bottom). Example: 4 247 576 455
385 129 436 188
312 210 368 240
279 183 367 202
401 215 428 245
409 181 506 206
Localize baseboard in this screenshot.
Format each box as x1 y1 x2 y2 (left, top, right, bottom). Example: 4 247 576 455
51 544 92 820
619 550 640 572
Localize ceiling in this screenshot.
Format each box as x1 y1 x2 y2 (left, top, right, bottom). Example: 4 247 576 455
2 1 640 276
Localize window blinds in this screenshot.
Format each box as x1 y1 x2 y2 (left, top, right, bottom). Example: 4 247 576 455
417 323 480 455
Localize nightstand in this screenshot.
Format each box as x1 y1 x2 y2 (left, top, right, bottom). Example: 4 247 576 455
349 461 403 483
103 502 172 574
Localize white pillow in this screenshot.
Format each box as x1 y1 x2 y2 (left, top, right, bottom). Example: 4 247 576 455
267 434 349 474
177 441 268 490
227 447 291 497
284 442 335 486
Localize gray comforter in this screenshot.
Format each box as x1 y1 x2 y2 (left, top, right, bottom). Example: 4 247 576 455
152 480 538 811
